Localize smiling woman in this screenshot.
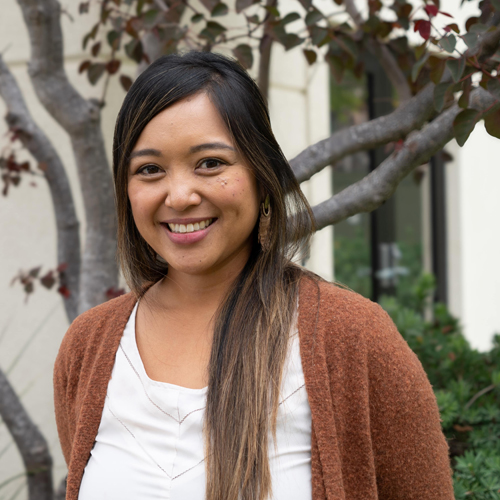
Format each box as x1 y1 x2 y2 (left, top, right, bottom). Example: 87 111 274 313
53 51 454 500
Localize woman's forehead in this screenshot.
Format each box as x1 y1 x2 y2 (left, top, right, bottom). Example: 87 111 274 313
132 93 234 152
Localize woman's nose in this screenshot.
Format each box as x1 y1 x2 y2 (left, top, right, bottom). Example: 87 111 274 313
164 176 202 212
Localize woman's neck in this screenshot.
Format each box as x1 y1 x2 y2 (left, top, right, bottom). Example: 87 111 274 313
149 252 250 315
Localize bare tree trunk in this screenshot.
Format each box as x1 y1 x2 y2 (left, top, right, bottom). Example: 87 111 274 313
16 0 118 313
257 0 276 101
0 56 80 323
0 368 53 500
0 56 75 499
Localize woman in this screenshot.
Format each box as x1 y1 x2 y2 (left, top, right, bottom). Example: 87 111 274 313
54 51 454 500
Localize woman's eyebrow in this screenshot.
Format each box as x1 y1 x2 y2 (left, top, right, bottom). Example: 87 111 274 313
189 142 235 153
129 148 162 160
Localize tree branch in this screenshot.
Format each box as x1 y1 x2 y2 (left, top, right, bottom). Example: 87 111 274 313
464 383 496 410
153 0 169 11
137 0 188 75
291 10 500 186
311 87 499 229
290 83 435 183
343 0 363 27
343 0 412 103
16 0 118 312
137 31 165 76
0 55 80 323
368 43 413 102
0 367 53 500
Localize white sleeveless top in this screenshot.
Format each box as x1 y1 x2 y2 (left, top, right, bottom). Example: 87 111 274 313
78 302 312 499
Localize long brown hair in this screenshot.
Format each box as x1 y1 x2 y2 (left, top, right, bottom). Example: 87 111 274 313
113 51 315 500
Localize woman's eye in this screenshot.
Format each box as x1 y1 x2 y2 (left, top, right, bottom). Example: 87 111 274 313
137 164 161 175
198 158 224 170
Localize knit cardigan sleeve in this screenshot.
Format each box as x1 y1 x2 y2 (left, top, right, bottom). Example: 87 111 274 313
304 280 454 499
53 313 86 466
364 301 454 498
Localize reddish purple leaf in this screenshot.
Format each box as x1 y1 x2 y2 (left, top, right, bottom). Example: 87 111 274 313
424 5 439 17
79 60 91 74
40 271 55 289
57 262 68 273
58 285 71 299
120 75 133 92
414 19 431 40
106 59 121 75
91 41 101 57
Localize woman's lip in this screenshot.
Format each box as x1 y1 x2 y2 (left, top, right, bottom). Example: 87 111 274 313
161 217 217 224
161 219 216 245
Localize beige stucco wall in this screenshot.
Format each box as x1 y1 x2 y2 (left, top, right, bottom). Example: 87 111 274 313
446 133 500 352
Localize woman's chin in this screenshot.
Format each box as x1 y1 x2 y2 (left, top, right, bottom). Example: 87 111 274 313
162 256 216 277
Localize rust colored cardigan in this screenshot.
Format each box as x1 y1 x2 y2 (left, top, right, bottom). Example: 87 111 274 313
54 277 454 499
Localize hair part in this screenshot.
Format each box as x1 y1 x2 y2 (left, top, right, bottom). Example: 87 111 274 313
113 51 315 500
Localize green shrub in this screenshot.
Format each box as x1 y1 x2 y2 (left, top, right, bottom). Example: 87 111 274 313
380 274 500 498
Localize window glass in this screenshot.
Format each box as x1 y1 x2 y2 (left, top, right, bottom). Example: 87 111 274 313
330 73 425 303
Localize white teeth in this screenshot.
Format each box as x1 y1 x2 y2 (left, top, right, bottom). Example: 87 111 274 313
168 219 213 234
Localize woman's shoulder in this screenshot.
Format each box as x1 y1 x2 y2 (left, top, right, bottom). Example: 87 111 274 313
298 274 407 356
299 274 390 328
298 274 430 399
68 291 137 333
55 292 137 370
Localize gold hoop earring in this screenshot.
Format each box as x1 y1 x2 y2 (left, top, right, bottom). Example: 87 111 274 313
258 195 272 252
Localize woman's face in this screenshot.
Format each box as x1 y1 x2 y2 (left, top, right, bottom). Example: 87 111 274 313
127 92 260 278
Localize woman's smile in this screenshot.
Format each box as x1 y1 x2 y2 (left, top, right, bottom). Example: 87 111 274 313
127 92 260 277
164 218 216 234
161 217 217 245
